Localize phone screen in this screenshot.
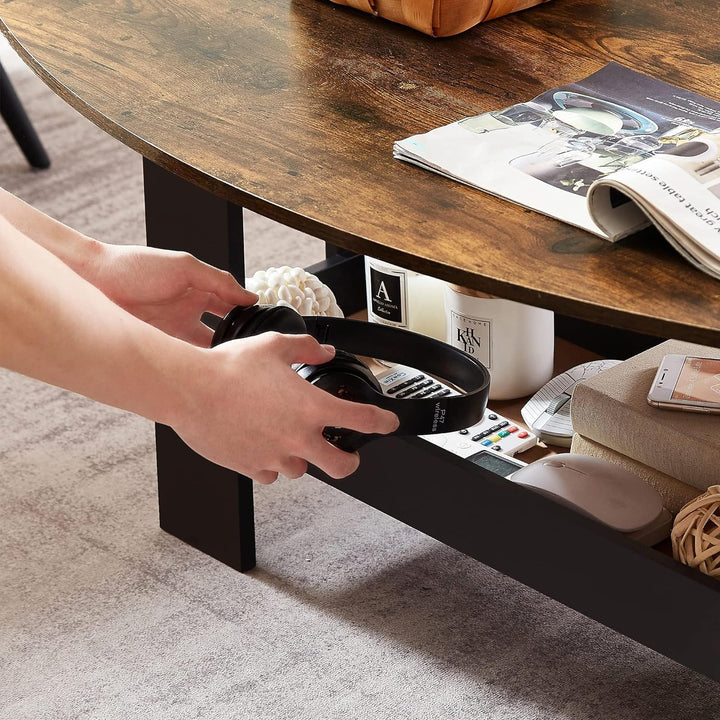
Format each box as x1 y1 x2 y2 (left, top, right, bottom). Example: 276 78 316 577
672 357 720 402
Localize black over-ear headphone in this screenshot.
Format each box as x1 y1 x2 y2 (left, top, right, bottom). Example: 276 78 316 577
211 305 491 451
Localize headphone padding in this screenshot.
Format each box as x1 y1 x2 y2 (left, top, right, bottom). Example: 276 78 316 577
295 350 382 399
211 304 307 346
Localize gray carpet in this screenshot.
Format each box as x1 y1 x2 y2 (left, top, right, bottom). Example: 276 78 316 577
2 61 720 720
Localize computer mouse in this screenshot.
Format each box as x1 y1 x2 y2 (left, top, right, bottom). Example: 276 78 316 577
509 454 664 532
520 359 622 446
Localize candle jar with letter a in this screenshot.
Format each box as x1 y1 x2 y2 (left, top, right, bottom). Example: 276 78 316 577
364 257 447 341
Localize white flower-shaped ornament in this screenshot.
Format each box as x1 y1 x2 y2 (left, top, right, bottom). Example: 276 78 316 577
245 266 344 317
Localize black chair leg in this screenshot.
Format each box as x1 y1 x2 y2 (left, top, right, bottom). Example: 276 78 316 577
0 61 50 169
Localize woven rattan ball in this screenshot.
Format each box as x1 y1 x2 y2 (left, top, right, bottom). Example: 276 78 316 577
671 485 720 579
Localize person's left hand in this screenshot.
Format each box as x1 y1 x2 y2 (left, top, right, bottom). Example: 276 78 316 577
86 244 257 346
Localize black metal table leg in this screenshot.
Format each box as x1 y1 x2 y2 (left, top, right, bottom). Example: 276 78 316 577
0 61 50 169
142 158 256 572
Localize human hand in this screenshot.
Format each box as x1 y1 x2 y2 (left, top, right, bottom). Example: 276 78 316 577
0 208 394 484
169 332 400 484
86 244 257 346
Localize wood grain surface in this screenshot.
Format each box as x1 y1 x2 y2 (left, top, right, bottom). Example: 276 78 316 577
2 0 720 343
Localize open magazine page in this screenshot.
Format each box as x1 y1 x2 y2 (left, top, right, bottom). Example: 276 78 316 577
587 135 720 278
394 63 720 243
396 122 605 234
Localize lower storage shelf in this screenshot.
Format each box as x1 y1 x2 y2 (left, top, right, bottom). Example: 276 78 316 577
312 434 720 682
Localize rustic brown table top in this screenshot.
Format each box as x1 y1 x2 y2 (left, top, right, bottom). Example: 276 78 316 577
3 0 720 343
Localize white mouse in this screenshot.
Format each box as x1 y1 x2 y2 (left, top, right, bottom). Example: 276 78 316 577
520 359 622 446
510 454 664 532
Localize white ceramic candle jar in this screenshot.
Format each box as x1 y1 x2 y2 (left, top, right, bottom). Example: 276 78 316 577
364 257 447 341
445 285 555 400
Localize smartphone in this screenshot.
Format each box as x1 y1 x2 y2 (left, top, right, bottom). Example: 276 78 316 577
647 354 720 413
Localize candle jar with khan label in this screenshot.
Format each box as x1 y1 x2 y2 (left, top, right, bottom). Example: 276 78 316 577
445 285 555 400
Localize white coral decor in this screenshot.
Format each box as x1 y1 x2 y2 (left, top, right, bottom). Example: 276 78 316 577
245 266 344 317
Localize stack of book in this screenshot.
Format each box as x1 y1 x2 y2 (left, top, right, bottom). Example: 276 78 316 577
570 339 720 514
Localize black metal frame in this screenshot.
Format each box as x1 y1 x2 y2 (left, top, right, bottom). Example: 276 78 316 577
0 60 50 169
142 159 720 683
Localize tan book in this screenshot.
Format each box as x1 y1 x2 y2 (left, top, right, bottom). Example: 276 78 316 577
570 339 720 493
570 434 701 514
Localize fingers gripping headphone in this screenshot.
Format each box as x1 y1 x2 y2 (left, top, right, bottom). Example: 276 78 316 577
211 305 491 451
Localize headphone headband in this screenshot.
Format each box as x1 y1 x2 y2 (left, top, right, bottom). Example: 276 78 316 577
302 316 490 435
212 305 490 447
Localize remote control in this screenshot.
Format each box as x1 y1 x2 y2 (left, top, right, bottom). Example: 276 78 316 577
376 364 538 457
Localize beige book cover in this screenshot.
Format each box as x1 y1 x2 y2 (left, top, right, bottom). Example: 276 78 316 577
570 339 720 493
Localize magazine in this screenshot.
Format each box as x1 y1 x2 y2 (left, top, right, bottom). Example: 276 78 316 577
393 63 720 279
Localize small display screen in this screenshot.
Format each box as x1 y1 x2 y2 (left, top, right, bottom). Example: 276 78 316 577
672 357 720 402
466 450 523 478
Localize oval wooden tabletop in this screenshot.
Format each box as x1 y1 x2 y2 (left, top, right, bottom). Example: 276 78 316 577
2 0 720 343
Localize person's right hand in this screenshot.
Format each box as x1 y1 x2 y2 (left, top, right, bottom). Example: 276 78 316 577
0 204 395 485
169 332 400 484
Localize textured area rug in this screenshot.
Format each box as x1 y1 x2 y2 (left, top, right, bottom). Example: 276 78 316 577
2 58 720 719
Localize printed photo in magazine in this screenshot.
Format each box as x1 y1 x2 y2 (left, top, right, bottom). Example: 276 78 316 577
394 63 720 278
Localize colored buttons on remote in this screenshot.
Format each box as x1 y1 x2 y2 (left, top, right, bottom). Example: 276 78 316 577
454 414 535 456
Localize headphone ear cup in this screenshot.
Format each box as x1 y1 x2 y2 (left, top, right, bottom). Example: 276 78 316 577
212 304 307 346
295 350 381 401
297 351 387 452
